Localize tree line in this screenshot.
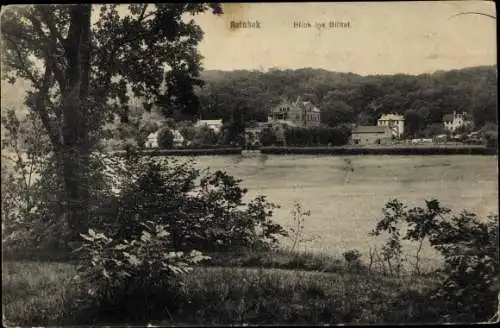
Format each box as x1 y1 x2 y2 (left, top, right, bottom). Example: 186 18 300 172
194 66 497 138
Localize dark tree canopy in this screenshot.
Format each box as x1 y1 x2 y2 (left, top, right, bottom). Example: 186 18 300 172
192 66 496 131
1 4 222 239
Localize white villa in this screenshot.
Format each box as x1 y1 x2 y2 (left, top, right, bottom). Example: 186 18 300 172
443 111 472 133
194 119 223 133
377 113 405 138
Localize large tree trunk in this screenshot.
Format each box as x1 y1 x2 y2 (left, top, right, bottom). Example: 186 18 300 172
59 4 92 242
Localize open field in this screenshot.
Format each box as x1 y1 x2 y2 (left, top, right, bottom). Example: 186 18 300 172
187 154 498 267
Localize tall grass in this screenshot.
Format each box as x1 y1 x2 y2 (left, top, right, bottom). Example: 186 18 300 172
2 261 80 326
205 248 346 273
2 256 440 326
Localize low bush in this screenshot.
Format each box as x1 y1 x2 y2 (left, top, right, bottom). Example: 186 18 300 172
343 250 362 272
91 154 287 253
284 125 351 146
371 199 499 323
157 127 174 149
204 249 345 273
259 127 282 147
484 131 497 149
73 222 210 322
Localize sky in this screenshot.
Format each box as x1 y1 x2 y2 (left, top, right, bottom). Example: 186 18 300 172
192 1 496 75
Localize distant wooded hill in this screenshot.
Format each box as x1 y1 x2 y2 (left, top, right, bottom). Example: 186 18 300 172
194 65 497 134
3 65 497 139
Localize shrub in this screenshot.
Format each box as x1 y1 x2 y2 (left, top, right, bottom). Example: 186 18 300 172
1 110 72 252
343 250 362 271
370 198 499 322
178 123 197 145
91 154 287 253
428 213 499 322
192 125 219 146
74 222 210 322
284 126 351 146
484 131 497 149
260 127 279 146
157 127 174 149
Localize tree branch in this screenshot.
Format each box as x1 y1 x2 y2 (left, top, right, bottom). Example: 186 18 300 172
138 4 149 22
3 35 44 89
3 33 61 150
25 10 67 93
37 6 67 48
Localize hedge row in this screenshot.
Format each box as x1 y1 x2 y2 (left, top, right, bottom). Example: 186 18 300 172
260 146 497 155
113 147 243 157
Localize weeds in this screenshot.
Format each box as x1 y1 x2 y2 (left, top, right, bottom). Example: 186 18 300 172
285 202 313 252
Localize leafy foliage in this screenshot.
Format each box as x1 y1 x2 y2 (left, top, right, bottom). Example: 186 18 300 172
1 109 67 249
259 127 280 147
343 250 362 272
192 125 219 146
1 4 222 238
75 223 210 321
428 213 499 322
157 127 174 149
195 67 496 132
285 125 351 146
371 199 499 322
91 154 287 253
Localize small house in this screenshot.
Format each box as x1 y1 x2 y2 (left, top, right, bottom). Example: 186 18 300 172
350 126 392 145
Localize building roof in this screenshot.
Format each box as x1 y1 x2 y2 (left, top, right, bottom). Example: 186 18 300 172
352 126 389 134
272 98 321 113
147 131 158 140
378 114 404 121
443 114 454 122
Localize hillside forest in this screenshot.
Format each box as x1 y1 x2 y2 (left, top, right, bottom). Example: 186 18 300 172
115 65 497 147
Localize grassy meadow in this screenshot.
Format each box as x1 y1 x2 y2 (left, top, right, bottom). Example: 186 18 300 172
191 154 498 264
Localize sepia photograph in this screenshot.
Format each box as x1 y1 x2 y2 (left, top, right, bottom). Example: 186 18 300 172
1 1 498 326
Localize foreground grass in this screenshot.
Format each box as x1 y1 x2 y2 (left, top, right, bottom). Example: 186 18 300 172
204 248 346 273
2 256 440 326
2 261 78 326
174 266 436 325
